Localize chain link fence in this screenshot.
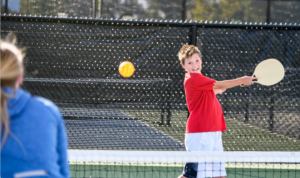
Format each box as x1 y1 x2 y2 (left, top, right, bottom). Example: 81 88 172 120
1 15 300 151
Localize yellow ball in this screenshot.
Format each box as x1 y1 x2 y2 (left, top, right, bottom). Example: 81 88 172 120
118 61 135 78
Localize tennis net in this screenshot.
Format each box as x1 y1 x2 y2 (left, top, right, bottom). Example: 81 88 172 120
68 150 300 178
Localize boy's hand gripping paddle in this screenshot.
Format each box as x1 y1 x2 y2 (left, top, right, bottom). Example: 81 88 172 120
242 58 285 86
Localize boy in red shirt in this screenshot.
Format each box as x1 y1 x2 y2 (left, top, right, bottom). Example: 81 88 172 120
177 44 257 178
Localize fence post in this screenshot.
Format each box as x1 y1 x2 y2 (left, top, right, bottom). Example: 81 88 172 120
92 0 96 18
182 0 186 22
4 0 8 14
191 25 197 46
266 0 271 23
269 91 274 131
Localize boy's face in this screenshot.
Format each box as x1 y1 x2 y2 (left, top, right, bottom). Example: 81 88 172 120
182 53 202 74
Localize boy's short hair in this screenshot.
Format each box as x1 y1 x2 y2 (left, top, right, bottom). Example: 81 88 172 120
178 44 201 65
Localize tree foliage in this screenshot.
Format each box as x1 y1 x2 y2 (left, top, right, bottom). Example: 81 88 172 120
191 0 243 22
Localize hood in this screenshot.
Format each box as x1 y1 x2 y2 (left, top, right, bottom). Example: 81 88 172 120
3 88 31 118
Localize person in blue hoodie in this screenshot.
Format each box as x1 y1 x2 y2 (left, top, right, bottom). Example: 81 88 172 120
1 34 70 178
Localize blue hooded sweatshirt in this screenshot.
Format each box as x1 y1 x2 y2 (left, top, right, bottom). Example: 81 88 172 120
1 88 69 178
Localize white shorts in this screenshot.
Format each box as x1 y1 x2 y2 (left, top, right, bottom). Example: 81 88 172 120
185 131 226 178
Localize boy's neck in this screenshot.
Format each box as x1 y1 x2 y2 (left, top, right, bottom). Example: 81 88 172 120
187 72 202 75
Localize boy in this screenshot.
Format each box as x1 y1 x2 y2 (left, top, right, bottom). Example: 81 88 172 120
177 44 257 178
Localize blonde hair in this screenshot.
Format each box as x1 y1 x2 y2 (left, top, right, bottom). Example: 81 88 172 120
1 34 24 145
178 44 202 65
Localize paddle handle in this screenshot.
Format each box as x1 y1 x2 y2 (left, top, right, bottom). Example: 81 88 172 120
240 75 257 87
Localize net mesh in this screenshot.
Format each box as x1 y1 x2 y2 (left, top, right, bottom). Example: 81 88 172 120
68 150 300 178
1 16 300 151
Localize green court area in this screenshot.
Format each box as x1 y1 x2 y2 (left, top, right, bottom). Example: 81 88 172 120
120 108 300 151
69 162 300 178
68 107 300 177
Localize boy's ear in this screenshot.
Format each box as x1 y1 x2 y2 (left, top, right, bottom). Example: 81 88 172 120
181 64 185 69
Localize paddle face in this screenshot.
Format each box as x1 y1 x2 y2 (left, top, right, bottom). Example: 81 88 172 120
253 58 285 86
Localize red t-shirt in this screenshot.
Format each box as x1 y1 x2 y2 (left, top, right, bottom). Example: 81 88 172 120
184 73 226 133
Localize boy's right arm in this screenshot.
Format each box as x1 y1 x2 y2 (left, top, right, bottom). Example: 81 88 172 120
213 76 257 89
